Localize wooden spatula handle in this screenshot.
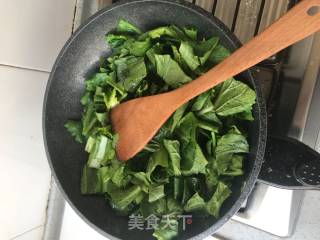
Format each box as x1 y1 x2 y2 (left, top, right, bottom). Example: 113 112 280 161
172 0 320 105
112 0 320 161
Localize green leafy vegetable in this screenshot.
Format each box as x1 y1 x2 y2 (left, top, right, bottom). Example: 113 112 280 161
114 56 147 92
179 42 200 70
140 198 167 218
65 19 256 240
184 192 206 212
183 27 197 40
108 185 142 211
147 26 186 41
111 165 130 187
153 217 179 240
216 133 249 156
132 172 150 188
117 19 142 35
206 182 231 218
129 38 152 56
163 140 181 176
181 140 208 176
175 112 197 144
167 197 183 215
205 165 219 195
170 103 188 133
215 133 249 175
196 37 219 65
106 34 130 48
154 54 191 88
149 184 165 202
172 177 183 201
191 92 210 111
213 78 256 116
82 103 98 137
81 165 101 194
65 120 85 143
209 44 231 64
87 135 115 168
146 146 169 182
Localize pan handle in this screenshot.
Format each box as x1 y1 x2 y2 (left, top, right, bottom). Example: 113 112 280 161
257 135 320 190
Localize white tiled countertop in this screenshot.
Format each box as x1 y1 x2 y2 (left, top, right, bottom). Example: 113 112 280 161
0 66 50 239
0 0 76 72
0 0 76 239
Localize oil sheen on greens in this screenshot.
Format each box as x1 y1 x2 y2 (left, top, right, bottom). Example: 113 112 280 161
65 19 256 240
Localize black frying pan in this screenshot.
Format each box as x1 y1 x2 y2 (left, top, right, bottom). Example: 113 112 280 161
43 0 320 239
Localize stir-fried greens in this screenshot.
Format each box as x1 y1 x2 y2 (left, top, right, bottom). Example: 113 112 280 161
65 19 256 240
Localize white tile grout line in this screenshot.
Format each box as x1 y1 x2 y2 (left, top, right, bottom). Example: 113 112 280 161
0 64 50 74
9 225 43 240
71 0 79 33
42 177 66 240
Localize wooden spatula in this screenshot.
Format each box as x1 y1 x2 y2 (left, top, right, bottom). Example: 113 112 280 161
111 0 320 161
